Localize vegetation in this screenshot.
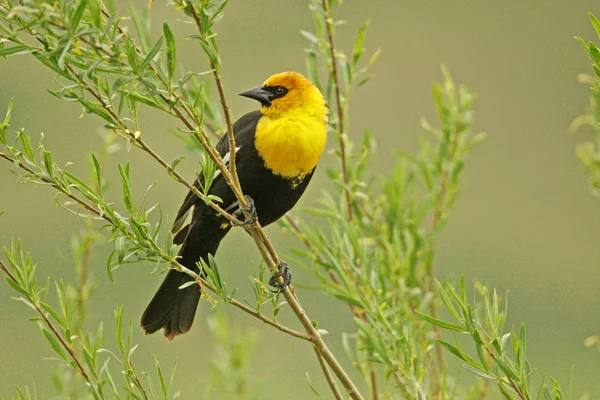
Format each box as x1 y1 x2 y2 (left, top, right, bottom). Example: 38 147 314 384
0 1 596 399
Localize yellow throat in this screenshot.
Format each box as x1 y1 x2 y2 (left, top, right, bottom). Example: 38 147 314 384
254 75 328 179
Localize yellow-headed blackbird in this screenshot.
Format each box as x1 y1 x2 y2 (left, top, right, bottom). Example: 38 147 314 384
141 72 328 339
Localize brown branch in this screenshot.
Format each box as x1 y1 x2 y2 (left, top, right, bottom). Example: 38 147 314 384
0 152 310 344
314 346 344 400
186 1 242 192
484 348 525 399
62 63 243 227
0 260 94 388
285 214 386 399
321 0 353 222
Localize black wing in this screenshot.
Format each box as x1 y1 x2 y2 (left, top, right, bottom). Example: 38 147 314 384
171 111 262 243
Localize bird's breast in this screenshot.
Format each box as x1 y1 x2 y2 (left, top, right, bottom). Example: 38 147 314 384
254 114 327 179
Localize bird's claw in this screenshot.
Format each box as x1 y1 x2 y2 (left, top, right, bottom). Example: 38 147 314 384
230 195 258 226
269 260 292 292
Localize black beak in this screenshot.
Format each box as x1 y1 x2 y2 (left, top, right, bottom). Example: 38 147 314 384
239 85 271 106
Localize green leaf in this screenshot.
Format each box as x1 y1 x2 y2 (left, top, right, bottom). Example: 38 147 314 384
41 328 67 360
305 51 322 92
5 277 29 297
171 155 185 173
331 292 364 308
155 355 167 398
123 91 162 110
163 22 176 88
91 153 103 198
495 358 519 381
2 97 14 129
463 363 495 380
305 372 326 400
436 340 482 369
352 19 371 66
141 37 164 71
589 13 600 40
70 0 89 33
0 45 34 57
178 281 196 289
416 310 469 332
300 30 319 44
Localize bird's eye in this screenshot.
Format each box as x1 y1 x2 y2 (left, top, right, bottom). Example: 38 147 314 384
275 87 286 95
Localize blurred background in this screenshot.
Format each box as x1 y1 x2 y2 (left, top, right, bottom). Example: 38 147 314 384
1 0 600 398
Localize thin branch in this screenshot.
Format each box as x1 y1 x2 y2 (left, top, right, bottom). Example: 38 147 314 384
63 62 243 226
186 1 242 192
484 347 526 399
0 260 94 388
314 347 344 400
425 132 461 381
98 6 198 130
393 371 425 400
229 297 311 341
0 152 310 344
321 0 353 222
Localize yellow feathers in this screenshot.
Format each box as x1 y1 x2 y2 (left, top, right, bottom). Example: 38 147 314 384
255 72 328 178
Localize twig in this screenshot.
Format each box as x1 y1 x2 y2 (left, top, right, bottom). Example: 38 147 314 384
321 0 353 222
484 348 526 399
0 152 310 343
314 347 344 400
62 62 243 226
425 132 461 383
0 260 94 389
319 4 381 396
186 1 242 192
393 371 426 400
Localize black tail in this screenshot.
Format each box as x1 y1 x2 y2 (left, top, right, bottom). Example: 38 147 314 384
141 222 226 340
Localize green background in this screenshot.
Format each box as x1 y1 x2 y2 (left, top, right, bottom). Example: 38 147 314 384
1 0 600 398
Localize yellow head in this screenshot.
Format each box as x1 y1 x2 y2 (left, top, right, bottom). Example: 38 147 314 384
239 72 328 122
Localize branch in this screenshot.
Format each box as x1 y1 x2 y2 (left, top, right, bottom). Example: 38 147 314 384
314 347 343 400
0 152 309 343
425 129 461 381
0 260 94 389
321 0 353 222
186 1 242 192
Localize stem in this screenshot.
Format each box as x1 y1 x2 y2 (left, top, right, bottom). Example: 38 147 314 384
0 152 309 343
245 228 363 400
314 347 344 400
186 1 242 193
286 215 384 399
321 0 353 222
484 348 526 399
0 260 94 389
393 371 426 400
426 134 461 382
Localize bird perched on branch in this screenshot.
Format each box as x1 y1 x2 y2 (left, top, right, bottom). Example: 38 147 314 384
141 72 328 340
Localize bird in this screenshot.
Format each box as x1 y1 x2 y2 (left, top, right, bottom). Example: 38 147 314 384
141 71 328 340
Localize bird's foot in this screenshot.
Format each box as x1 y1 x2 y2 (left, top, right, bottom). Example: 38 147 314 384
228 195 258 226
269 260 292 292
